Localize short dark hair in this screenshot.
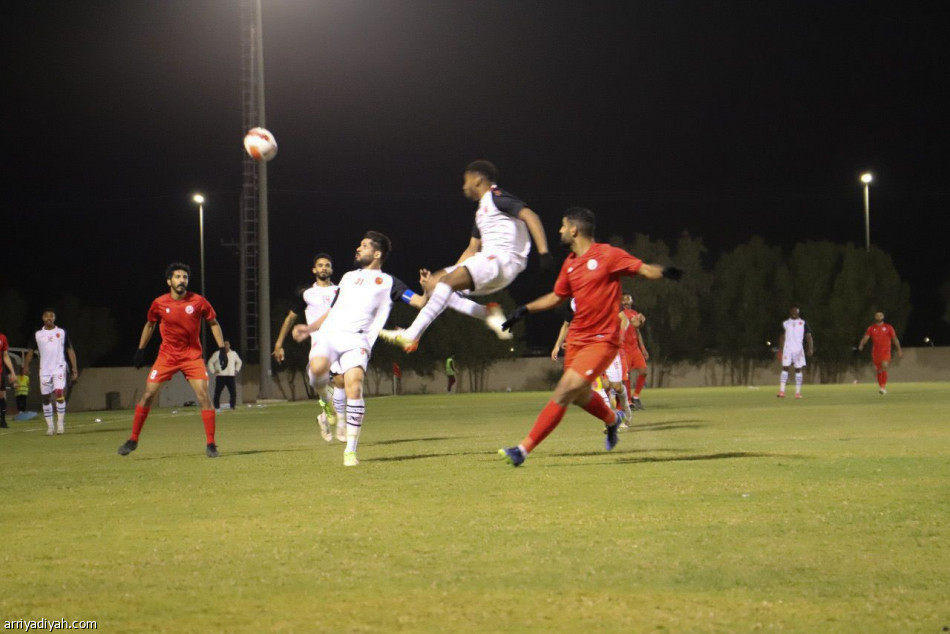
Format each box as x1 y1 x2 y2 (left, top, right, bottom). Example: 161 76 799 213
564 207 596 238
465 160 498 183
165 262 191 280
364 231 392 263
312 253 333 266
42 308 56 315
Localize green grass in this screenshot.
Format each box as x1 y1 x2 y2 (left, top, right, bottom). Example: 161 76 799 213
2 383 949 632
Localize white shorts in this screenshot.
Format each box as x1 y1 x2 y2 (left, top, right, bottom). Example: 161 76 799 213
312 331 372 374
448 251 527 297
39 371 67 395
782 349 807 369
605 352 625 383
309 335 343 375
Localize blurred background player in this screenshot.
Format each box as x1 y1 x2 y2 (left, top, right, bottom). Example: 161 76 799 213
0 329 17 428
621 294 649 409
207 340 242 410
777 305 813 399
445 355 456 393
380 160 553 351
24 310 78 435
15 369 29 415
293 231 429 466
118 262 228 458
498 207 683 466
273 253 345 442
857 311 903 394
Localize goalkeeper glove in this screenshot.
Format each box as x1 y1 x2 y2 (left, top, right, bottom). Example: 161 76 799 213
218 347 229 370
662 265 685 281
133 349 145 369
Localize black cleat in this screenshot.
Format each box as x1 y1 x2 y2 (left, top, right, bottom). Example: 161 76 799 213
0 421 9 428
206 443 219 458
632 398 644 410
117 439 138 456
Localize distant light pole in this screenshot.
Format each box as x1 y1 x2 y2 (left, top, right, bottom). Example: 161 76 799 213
860 173 873 251
193 193 207 354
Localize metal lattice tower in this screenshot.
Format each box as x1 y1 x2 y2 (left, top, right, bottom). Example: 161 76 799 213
239 0 274 397
239 0 260 356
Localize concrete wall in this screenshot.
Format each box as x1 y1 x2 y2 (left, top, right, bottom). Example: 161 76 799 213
17 346 943 412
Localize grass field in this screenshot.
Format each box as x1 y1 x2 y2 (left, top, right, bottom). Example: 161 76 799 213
2 383 948 632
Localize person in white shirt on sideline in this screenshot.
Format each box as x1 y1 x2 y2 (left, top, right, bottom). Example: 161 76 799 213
776 305 814 399
207 340 242 411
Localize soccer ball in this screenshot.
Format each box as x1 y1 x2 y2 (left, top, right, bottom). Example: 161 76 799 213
243 127 278 162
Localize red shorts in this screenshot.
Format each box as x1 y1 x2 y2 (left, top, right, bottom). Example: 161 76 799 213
625 347 647 371
872 350 891 371
147 357 208 383
564 341 619 385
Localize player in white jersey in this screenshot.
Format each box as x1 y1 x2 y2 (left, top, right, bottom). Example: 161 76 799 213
293 231 429 466
776 305 813 399
273 253 346 442
24 309 78 435
380 160 553 352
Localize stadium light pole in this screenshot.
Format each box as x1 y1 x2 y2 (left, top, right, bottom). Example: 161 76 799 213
193 193 207 354
860 173 873 251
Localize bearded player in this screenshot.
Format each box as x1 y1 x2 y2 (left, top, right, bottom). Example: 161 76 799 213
857 311 903 394
498 207 683 466
118 262 229 458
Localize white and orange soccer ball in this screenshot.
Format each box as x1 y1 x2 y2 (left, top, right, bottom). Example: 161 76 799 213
243 127 278 162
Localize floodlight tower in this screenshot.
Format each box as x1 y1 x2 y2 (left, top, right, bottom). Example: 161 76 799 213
240 0 274 398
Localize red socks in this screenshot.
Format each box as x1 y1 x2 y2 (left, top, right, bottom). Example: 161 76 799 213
581 391 618 424
522 401 567 453
201 409 216 445
634 374 647 397
878 371 888 388
130 405 150 441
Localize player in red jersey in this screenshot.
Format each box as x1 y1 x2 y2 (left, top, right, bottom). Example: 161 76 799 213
0 331 18 428
621 294 650 409
497 207 683 466
118 263 229 458
857 311 902 395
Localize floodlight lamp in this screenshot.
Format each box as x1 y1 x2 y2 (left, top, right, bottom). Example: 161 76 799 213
860 173 873 184
192 194 205 204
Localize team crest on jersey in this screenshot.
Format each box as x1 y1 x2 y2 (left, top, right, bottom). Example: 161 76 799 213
185 305 195 314
375 277 383 285
360 348 368 356
587 259 599 270
55 333 61 338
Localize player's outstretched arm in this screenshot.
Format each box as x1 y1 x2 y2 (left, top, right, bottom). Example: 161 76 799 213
273 309 299 363
637 263 685 280
133 322 157 368
517 207 553 272
893 333 903 357
551 321 569 362
502 292 567 331
66 344 78 380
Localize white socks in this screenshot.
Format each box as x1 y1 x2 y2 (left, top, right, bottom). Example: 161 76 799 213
795 372 803 394
405 282 453 340
780 370 789 391
445 293 489 320
332 386 347 420
345 398 365 453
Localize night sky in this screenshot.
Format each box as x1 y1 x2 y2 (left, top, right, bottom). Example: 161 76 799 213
3 1 948 364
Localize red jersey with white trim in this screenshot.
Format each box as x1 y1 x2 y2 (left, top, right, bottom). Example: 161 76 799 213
147 292 216 362
554 243 643 346
865 323 896 354
621 308 641 356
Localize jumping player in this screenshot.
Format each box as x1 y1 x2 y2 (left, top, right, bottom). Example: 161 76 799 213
777 305 813 399
118 262 228 458
24 310 78 435
292 231 429 467
857 311 903 394
498 207 683 466
379 160 553 351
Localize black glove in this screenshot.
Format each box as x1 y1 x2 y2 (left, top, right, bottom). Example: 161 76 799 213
218 347 229 370
538 252 555 274
662 265 685 281
501 305 530 332
133 349 145 369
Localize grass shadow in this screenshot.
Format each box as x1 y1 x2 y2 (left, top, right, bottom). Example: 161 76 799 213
368 436 456 446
